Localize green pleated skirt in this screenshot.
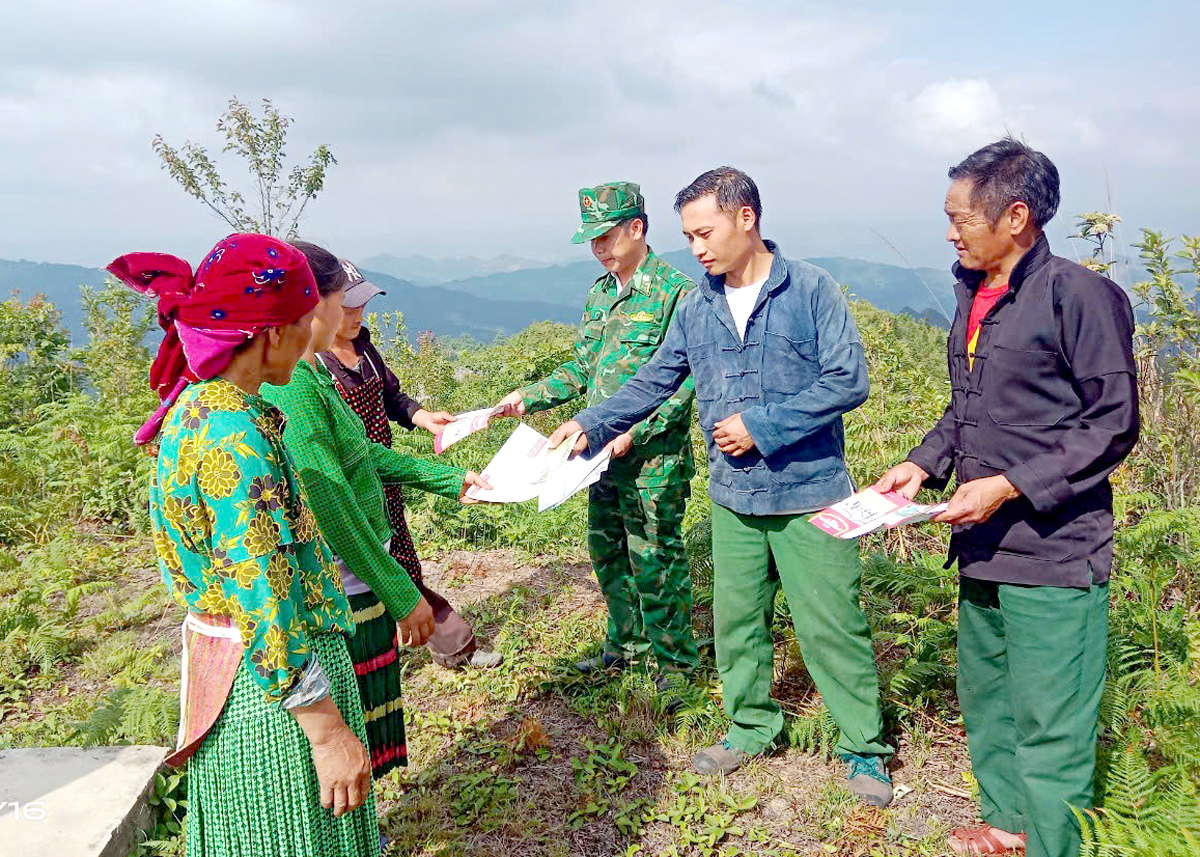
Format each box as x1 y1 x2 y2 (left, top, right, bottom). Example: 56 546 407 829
346 590 408 778
185 632 381 857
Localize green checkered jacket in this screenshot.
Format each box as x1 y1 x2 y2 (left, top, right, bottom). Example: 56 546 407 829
262 359 466 621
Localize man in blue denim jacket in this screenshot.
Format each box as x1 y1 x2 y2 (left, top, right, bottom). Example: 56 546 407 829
551 167 893 805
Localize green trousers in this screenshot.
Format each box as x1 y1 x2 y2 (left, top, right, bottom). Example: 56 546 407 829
710 503 890 757
958 575 1109 857
587 475 699 672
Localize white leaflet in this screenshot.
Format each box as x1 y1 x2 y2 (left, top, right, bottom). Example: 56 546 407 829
809 488 949 539
433 405 505 454
466 423 610 509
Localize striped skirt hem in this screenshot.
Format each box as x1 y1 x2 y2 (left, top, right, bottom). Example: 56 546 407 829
347 590 408 777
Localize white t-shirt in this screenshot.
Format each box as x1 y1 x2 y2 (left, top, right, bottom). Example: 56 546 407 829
724 277 767 341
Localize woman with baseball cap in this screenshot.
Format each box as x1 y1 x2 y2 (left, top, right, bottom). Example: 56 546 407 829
259 247 493 797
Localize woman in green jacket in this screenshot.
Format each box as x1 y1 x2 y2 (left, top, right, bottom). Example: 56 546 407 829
261 241 490 795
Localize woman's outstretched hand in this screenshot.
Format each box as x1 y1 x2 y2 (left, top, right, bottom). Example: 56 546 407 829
413 408 456 434
459 470 493 503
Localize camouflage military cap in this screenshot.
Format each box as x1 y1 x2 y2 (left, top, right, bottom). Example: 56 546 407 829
571 181 645 244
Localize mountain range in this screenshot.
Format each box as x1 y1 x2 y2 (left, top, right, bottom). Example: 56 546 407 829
361 253 547 284
1 258 111 344
1 249 956 344
405 249 956 326
0 258 580 344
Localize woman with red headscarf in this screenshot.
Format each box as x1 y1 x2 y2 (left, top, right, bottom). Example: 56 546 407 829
111 234 381 856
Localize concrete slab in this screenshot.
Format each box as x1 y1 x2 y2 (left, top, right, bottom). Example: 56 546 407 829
0 745 168 857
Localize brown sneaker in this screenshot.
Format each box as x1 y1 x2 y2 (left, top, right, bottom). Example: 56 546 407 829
691 740 753 775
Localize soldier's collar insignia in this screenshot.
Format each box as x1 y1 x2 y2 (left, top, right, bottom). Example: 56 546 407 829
627 310 655 322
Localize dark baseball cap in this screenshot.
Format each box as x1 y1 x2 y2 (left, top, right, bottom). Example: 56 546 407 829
339 259 386 309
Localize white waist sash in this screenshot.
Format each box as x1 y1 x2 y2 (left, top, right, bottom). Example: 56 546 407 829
334 537 392 597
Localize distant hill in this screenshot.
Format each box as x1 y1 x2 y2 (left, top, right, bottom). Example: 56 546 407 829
0 259 109 342
420 248 957 324
804 256 955 325
356 269 579 340
899 306 952 328
1 249 957 344
361 253 546 284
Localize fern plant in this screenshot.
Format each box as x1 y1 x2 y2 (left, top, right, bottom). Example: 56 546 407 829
0 542 111 679
786 705 840 758
1077 739 1200 857
1086 608 1200 855
70 684 179 747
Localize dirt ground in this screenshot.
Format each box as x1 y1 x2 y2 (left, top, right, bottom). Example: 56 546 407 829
377 550 977 857
4 546 980 856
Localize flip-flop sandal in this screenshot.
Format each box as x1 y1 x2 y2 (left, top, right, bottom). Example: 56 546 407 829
949 825 1027 855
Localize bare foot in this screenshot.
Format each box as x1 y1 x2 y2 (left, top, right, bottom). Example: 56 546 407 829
949 825 1027 854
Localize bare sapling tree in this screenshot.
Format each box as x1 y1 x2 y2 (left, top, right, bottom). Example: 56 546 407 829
152 97 336 238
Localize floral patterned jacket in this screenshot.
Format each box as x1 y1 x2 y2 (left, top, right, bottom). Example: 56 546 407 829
149 377 352 701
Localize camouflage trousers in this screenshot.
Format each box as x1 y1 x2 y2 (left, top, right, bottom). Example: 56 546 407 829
587 474 699 673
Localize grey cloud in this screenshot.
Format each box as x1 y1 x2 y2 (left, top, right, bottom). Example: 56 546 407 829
0 1 1196 271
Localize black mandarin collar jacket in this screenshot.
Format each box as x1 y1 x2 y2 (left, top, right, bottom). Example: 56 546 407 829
908 234 1139 587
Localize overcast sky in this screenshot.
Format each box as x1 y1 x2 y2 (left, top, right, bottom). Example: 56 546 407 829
2 0 1196 276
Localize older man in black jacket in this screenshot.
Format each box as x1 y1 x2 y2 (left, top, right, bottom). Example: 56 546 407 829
876 138 1138 857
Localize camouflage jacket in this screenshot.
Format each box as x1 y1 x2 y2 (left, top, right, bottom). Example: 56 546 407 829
521 249 695 486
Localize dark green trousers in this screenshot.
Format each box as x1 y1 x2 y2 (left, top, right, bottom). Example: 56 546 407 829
958 574 1109 857
587 475 699 672
710 503 891 757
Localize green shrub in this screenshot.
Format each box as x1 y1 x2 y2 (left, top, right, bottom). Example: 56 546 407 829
0 293 76 427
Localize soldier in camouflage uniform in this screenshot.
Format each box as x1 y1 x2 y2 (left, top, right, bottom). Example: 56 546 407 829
496 182 699 681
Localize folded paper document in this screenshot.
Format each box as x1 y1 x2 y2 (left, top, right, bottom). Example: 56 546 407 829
433 405 505 454
810 488 948 539
465 423 611 508
537 444 611 511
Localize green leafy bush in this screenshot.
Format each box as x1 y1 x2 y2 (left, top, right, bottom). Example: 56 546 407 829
0 294 76 427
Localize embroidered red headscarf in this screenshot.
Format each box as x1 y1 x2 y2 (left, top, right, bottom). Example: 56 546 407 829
107 233 319 444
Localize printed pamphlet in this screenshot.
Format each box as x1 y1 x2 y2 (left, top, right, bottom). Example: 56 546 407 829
810 488 948 539
465 423 611 509
433 405 505 454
